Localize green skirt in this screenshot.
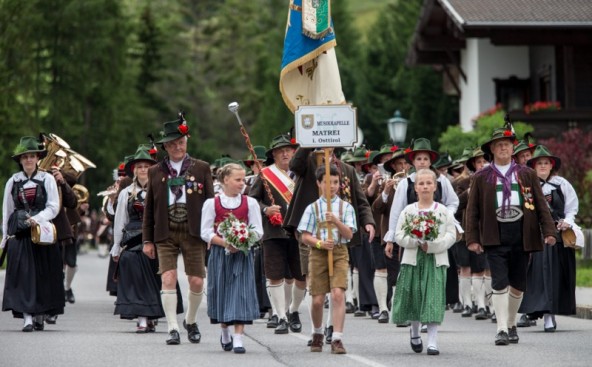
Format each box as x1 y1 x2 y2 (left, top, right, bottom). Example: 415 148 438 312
391 249 447 324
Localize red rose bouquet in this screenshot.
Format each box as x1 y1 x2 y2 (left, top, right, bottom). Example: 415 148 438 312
402 211 442 242
217 213 258 255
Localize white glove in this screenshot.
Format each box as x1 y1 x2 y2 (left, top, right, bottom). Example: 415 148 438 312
0 237 6 249
110 244 121 257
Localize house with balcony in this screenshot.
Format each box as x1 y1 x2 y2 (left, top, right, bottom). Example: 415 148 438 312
407 0 592 138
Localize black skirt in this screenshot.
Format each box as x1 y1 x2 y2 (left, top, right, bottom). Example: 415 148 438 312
519 240 577 318
350 235 378 311
2 235 65 318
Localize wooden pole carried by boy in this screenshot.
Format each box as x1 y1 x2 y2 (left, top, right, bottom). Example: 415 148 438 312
294 104 357 276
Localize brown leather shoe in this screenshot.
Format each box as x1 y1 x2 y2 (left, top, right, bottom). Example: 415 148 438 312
331 339 347 354
310 333 323 352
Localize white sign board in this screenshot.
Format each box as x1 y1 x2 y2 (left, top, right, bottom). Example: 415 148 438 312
294 104 357 148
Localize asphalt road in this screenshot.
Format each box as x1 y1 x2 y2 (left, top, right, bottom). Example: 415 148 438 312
1 250 591 367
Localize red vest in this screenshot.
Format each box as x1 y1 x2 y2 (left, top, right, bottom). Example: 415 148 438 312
214 195 249 232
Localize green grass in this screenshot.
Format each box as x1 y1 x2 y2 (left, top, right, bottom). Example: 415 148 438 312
577 264 592 287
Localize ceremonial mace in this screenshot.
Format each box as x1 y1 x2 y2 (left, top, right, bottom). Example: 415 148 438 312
228 102 283 226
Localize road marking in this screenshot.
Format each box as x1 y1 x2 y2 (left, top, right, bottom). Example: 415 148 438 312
289 332 388 367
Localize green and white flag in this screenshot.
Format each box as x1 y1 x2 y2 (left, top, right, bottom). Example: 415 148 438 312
301 0 332 39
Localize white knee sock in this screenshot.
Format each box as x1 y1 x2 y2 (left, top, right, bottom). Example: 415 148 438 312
472 276 486 309
326 297 333 327
185 290 203 324
507 292 523 328
352 269 360 305
221 326 232 344
268 281 286 320
373 272 388 312
427 323 438 349
345 270 354 304
65 266 77 290
266 279 276 316
284 282 293 315
543 313 555 328
233 333 243 348
289 286 306 313
138 316 147 328
410 321 421 340
161 290 179 332
491 287 509 333
459 277 472 307
24 313 32 326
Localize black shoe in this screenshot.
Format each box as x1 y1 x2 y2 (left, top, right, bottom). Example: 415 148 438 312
233 346 246 354
275 318 289 334
517 314 531 327
166 330 180 345
33 321 44 331
22 324 34 332
544 320 557 332
267 315 279 328
307 339 312 347
345 302 355 314
396 321 411 327
184 320 201 343
371 311 380 320
486 306 492 319
220 336 233 351
495 330 510 346
475 308 488 320
378 311 389 324
427 346 440 355
288 312 302 333
324 296 329 309
461 305 472 317
45 315 58 324
410 336 423 353
65 289 75 304
508 326 519 343
491 312 497 323
354 309 366 317
324 325 333 343
452 302 463 313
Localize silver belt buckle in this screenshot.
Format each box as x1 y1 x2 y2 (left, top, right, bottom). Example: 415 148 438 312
496 206 524 223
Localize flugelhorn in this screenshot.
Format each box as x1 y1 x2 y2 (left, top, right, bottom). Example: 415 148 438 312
38 133 96 178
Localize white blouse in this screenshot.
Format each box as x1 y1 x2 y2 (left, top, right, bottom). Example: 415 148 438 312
542 175 578 226
1 171 60 248
200 192 263 245
110 183 146 256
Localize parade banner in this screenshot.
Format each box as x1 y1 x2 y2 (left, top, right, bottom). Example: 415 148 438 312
294 104 357 148
280 0 345 113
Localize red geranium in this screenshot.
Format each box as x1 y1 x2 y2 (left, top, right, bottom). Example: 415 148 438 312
178 124 189 135
503 130 512 137
290 138 296 144
390 145 399 152
270 213 283 226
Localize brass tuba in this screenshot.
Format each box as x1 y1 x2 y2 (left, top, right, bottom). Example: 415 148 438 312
38 133 96 178
72 184 90 209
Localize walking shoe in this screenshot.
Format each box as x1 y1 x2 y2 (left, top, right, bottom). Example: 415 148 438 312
461 305 472 317
452 302 463 313
508 326 519 343
421 324 427 333
45 315 58 324
33 316 44 331
475 308 488 320
410 335 423 353
310 333 324 352
147 321 156 333
354 309 366 317
396 321 411 327
378 311 389 324
371 311 380 320
233 346 246 354
491 312 497 323
166 330 180 345
288 312 302 333
345 302 356 314
275 318 289 334
65 289 75 304
136 326 148 333
324 325 333 343
331 339 347 354
266 315 279 328
183 320 202 343
517 314 531 327
494 330 510 346
427 346 440 355
22 324 34 332
220 336 233 352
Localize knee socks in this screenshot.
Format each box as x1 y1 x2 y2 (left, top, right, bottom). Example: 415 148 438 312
64 266 77 291
491 287 509 333
345 269 354 304
326 297 333 327
161 290 179 332
185 290 203 325
284 282 293 315
268 281 286 320
427 323 438 349
373 272 388 313
459 277 472 307
507 291 523 328
472 276 486 309
352 269 360 306
289 285 306 314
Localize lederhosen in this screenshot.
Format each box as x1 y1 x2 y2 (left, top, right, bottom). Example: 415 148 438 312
485 174 528 291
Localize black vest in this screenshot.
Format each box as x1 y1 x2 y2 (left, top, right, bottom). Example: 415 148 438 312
11 175 47 215
542 180 565 222
406 177 443 205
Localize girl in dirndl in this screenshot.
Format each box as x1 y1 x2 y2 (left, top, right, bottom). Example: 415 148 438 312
388 169 456 355
201 163 263 354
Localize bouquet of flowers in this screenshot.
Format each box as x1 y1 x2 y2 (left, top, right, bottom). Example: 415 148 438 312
402 211 442 242
216 213 258 255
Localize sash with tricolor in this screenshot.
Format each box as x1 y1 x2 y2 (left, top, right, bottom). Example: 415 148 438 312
280 0 345 113
261 165 295 204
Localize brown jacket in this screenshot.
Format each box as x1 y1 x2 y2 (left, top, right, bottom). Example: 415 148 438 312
371 184 395 245
143 157 214 244
283 148 375 247
465 165 555 252
249 165 293 241
54 181 77 242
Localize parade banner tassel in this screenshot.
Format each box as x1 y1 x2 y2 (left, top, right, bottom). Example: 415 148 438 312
280 0 345 113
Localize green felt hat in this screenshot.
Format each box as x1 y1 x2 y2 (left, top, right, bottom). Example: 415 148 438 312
157 112 190 144
466 147 488 172
404 138 439 164
12 136 47 163
347 147 369 163
265 135 299 160
244 145 267 166
433 152 453 169
481 117 517 156
452 147 474 167
372 144 400 165
125 146 158 177
383 148 406 174
513 133 537 157
340 150 353 162
527 145 561 171
362 151 378 173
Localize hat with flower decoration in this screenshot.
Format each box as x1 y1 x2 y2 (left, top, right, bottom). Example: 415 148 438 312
347 146 369 163
265 134 299 161
372 144 399 165
12 136 47 163
481 114 517 156
526 145 561 172
466 147 489 172
433 152 453 169
125 146 158 177
157 111 190 144
404 138 439 164
513 133 537 157
383 148 407 174
362 150 379 173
